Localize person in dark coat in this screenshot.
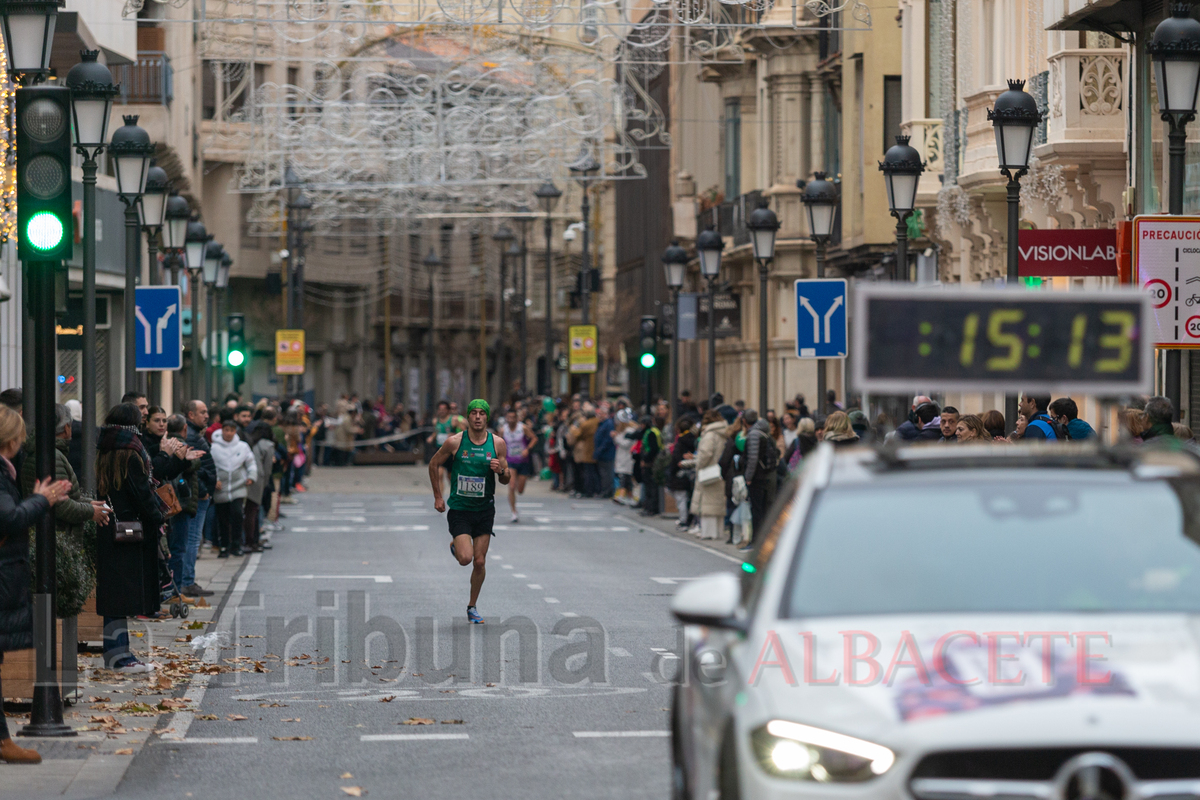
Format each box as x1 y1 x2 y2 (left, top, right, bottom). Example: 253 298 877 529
0 404 71 763
95 403 165 672
667 419 697 529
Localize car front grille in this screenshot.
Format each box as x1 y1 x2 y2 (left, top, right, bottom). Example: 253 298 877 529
910 749 1200 800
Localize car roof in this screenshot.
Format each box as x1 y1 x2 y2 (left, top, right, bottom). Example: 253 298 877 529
822 442 1200 487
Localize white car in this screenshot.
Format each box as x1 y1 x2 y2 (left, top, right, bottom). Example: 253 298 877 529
671 443 1200 800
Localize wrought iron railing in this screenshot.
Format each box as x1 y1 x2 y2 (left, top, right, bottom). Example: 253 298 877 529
115 52 173 106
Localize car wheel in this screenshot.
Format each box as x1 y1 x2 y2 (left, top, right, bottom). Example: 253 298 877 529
671 686 689 800
717 720 741 800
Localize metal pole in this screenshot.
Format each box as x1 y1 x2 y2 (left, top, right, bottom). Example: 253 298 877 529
285 209 294 397
124 202 140 392
894 214 909 282
1005 174 1022 433
758 257 769 413
22 259 73 737
669 286 679 425
146 232 159 405
427 267 436 415
706 274 717 399
205 283 214 402
580 186 591 326
296 227 306 397
519 235 528 397
1167 114 1189 421
544 212 553 395
384 239 393 410
479 264 488 401
190 269 201 401
496 251 507 408
815 239 827 415
81 158 98 493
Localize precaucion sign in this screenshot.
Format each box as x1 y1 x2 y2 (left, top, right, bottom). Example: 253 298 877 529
851 286 1152 395
275 329 306 375
1132 215 1200 347
568 325 597 374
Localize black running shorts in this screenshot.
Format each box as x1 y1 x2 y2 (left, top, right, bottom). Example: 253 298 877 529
447 506 495 539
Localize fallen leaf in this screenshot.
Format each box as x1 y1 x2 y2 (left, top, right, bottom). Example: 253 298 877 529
401 718 435 726
341 788 365 797
196 598 210 608
152 675 173 691
87 696 111 703
240 635 263 639
439 690 457 694
196 714 218 721
440 719 464 725
227 714 248 721
157 699 189 711
185 621 205 630
271 736 313 741
485 683 496 687
114 748 134 756
281 718 301 722
340 772 353 779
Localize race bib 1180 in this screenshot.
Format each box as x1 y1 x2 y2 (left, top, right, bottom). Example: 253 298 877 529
457 475 485 497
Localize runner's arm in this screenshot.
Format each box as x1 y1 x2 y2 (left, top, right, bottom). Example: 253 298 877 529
429 435 460 509
492 437 511 486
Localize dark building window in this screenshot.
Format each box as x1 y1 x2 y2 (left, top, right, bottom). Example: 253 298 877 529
883 75 903 152
724 98 741 201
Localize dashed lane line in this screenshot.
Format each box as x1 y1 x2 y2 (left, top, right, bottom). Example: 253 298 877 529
360 734 470 742
573 731 669 738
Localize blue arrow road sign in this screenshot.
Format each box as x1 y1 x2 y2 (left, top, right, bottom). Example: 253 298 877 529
794 278 847 359
135 286 183 371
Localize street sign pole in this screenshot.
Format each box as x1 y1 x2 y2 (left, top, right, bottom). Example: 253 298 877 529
794 280 849 411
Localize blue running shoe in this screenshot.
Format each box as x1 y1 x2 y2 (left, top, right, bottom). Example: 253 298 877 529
467 606 484 624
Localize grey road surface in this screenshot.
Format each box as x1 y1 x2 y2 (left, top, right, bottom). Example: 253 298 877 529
110 467 737 799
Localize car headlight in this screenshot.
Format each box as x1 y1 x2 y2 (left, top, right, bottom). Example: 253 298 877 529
750 720 895 782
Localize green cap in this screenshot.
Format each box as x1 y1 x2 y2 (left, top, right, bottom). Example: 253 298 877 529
542 396 556 414
467 399 491 418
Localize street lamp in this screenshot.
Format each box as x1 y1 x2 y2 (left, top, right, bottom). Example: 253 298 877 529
662 241 688 422
423 248 442 415
696 225 724 399
184 219 209 399
492 224 515 407
0 0 61 83
138 162 169 405
1150 5 1200 419
569 149 600 328
110 115 154 393
286 190 312 396
988 79 1042 432
747 198 780 413
534 180 561 395
800 172 839 413
203 241 223 401
2 0 71 741
878 135 924 281
164 194 190 285
66 49 117 497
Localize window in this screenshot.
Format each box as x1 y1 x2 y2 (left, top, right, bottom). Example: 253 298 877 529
724 98 741 201
202 61 216 119
287 66 299 119
854 56 864 198
883 76 903 152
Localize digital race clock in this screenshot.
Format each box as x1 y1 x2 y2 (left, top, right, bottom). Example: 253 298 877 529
851 287 1153 395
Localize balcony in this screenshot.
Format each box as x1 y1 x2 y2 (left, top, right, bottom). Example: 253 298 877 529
695 189 762 248
115 52 173 106
1045 48 1126 144
901 118 943 200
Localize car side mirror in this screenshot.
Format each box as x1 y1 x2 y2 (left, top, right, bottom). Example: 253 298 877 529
671 572 745 631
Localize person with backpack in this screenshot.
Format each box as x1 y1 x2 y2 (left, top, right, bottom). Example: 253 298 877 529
741 409 778 550
638 415 664 517
1018 393 1066 441
1048 397 1096 440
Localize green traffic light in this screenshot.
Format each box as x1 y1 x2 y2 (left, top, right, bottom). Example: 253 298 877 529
26 211 64 251
640 352 656 369
227 350 246 367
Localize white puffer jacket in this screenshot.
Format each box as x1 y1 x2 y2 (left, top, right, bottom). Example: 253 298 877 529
210 433 258 504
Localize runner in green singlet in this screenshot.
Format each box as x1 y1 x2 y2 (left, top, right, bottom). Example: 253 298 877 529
426 400 467 494
430 399 509 624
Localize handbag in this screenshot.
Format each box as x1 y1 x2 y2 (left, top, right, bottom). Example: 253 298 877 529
114 520 144 544
698 464 723 485
154 482 182 518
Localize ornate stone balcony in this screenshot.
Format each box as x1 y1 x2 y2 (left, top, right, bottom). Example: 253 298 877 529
1045 48 1126 144
900 117 943 200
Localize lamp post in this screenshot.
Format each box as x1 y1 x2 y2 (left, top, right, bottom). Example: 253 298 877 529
800 172 839 413
109 115 154 393
747 198 780 413
423 248 442 415
534 180 561 395
66 48 117 495
515 210 530 398
1 0 73 740
879 135 924 282
492 224 514 408
287 191 312 397
163 194 190 287
989 79 1042 432
1150 4 1200 420
662 241 688 422
696 225 724 399
202 241 223 401
185 220 209 400
216 252 232 396
569 150 600 326
139 162 169 404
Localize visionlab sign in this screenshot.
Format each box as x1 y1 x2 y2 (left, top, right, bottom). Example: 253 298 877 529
1017 229 1118 277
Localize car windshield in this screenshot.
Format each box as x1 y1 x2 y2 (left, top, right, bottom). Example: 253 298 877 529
784 474 1200 616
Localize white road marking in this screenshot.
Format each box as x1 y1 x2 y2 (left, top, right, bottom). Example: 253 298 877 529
618 513 742 564
611 527 631 531
544 597 560 604
289 575 393 583
493 525 629 532
160 552 263 742
170 737 259 745
526 584 543 590
573 731 669 738
608 647 631 657
296 515 367 522
650 577 699 585
502 565 513 570
561 612 579 618
534 516 604 523
360 734 470 742
289 526 430 533
512 574 527 578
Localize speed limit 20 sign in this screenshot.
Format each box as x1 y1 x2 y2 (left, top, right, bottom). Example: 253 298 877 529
1133 215 1200 347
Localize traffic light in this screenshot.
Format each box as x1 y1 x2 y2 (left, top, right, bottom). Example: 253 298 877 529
16 86 73 261
639 315 658 369
227 313 246 388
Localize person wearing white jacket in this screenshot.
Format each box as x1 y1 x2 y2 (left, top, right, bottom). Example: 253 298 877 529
210 419 257 557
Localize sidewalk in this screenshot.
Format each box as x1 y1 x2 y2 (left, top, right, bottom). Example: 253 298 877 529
0 541 248 798
609 500 748 563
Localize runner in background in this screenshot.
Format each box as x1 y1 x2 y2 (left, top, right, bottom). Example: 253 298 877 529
500 407 536 523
